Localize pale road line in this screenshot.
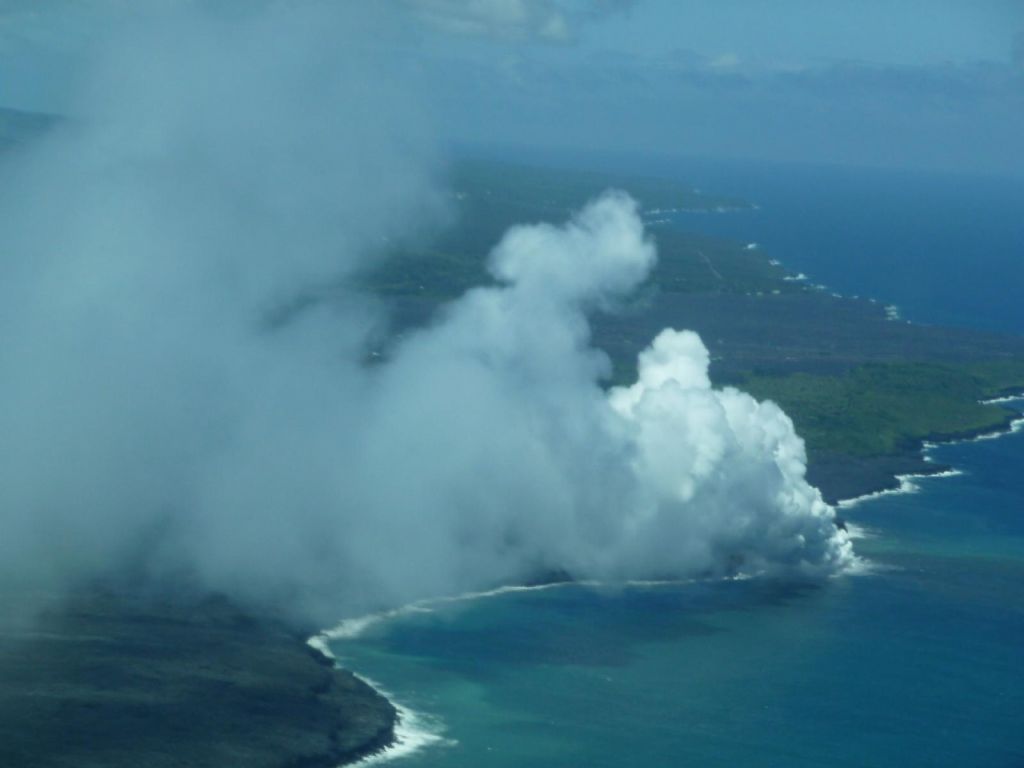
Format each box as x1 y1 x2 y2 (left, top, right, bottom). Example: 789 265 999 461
696 248 724 282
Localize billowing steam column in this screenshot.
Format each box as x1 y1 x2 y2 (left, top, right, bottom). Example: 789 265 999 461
368 191 855 599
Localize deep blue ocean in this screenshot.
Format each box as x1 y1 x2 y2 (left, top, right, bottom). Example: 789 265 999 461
666 159 1024 335
328 162 1024 767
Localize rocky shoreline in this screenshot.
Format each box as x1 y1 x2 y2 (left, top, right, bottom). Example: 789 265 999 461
814 395 1023 506
0 590 397 768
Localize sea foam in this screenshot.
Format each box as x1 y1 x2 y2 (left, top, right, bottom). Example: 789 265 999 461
348 674 455 766
305 635 453 766
838 404 1023 510
838 475 923 509
945 416 1024 445
320 581 578 642
979 394 1024 406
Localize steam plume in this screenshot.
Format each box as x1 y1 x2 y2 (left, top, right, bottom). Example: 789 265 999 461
0 2 851 623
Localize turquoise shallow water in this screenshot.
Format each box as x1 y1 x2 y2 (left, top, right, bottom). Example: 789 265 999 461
328 163 1024 765
330 403 1024 767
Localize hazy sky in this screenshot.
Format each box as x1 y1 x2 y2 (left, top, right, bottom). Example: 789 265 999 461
1 1 1022 175
587 0 1020 66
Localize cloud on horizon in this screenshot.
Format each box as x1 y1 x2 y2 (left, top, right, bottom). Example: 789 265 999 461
414 38 1024 176
2 4 1021 175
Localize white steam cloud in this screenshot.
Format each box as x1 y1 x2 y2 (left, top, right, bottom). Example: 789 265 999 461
0 2 852 623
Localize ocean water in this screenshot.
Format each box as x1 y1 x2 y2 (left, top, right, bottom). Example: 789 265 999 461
512 151 1024 334
326 163 1024 767
665 160 1024 335
329 412 1024 768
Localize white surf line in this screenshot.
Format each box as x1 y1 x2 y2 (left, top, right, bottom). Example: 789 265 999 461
320 576 738 644
832 404 1021 584
837 467 970 510
305 636 453 767
839 400 1024 509
937 414 1024 446
309 582 597 763
837 475 924 509
979 393 1024 406
322 604 437 641
310 577 691 766
346 673 455 767
321 581 583 642
309 565 866 765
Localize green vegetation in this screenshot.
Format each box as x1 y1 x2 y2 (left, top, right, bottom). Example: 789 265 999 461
5 110 1021 488
360 157 1024 496
738 361 1024 457
450 157 752 215
651 228 795 295
362 159 799 300
363 226 798 300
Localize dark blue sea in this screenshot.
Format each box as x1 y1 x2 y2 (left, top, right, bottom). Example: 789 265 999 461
667 159 1024 335
327 162 1024 767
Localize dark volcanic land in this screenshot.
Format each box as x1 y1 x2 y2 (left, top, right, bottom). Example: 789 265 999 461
0 590 396 768
591 290 1024 503
386 285 1024 505
3 111 1024 764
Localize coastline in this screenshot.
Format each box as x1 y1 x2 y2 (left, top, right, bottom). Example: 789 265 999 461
0 592 399 768
308 579 677 766
310 396 1024 766
317 404 1024 766
836 468 962 510
306 636 445 767
306 581 596 765
980 391 1024 406
834 398 1023 509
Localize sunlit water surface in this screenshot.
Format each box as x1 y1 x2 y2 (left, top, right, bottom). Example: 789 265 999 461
329 165 1024 766
330 415 1024 767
